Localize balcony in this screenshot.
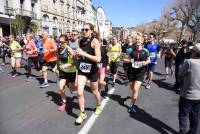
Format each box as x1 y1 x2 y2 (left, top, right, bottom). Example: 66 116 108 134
41 5 48 12
15 8 36 18
4 6 14 16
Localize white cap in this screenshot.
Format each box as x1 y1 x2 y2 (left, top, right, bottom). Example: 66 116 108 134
192 43 200 54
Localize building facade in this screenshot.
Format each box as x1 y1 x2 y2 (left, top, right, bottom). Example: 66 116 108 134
0 0 112 37
0 0 38 36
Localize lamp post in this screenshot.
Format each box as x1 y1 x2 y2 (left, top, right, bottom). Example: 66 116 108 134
5 6 14 34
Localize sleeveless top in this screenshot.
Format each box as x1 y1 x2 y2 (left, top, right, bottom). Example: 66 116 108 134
57 47 76 73
78 37 97 74
107 43 121 62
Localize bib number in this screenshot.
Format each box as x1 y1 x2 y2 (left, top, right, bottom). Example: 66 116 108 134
79 62 92 73
132 61 143 68
110 53 118 58
149 52 156 57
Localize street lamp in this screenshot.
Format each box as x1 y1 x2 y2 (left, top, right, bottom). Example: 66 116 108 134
5 6 14 34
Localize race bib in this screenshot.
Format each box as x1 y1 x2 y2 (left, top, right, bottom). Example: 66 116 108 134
110 53 118 58
132 61 143 68
79 62 92 73
149 52 156 57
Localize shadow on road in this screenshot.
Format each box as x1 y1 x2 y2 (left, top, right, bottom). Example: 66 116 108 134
153 79 180 94
46 91 94 118
129 106 177 134
108 94 177 134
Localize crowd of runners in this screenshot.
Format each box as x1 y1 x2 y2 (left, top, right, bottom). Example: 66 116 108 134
0 22 200 134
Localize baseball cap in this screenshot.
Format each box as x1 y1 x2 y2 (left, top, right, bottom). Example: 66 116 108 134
192 43 200 54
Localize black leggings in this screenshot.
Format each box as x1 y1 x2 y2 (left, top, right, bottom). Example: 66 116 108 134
26 57 39 77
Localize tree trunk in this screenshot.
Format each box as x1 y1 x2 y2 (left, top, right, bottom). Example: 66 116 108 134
179 23 187 41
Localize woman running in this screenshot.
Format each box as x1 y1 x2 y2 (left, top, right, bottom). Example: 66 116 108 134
75 23 101 125
123 34 150 113
9 35 23 77
56 34 77 111
98 38 108 91
24 34 39 81
107 36 121 86
162 43 176 77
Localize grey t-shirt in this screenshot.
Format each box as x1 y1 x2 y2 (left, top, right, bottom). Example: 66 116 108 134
179 58 200 100
69 41 79 51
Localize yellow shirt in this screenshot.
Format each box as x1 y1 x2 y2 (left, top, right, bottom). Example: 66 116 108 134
107 43 121 62
10 40 22 57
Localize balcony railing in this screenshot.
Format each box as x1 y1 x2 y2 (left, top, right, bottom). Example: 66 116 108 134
15 8 36 18
4 6 14 16
41 5 48 12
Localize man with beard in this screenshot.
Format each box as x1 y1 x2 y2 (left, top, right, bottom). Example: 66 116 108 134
69 30 79 51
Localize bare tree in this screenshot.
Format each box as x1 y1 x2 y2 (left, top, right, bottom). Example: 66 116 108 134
164 0 198 41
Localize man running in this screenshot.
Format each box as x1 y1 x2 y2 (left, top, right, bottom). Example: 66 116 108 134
40 32 58 88
145 33 160 89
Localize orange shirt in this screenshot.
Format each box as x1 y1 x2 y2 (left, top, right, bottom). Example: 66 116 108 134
43 38 57 62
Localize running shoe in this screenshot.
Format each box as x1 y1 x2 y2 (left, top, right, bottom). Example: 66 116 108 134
57 102 67 112
26 77 31 82
12 73 18 78
145 83 151 89
128 104 136 113
94 105 102 115
40 82 49 88
75 112 87 125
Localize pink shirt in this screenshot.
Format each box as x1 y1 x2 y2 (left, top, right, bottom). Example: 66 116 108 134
25 41 38 57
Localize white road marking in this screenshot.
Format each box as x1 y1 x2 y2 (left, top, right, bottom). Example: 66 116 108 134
78 87 116 134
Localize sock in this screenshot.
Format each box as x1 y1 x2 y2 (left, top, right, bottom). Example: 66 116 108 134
44 79 48 83
12 67 16 74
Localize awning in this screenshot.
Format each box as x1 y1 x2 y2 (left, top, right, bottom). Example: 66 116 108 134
0 17 10 25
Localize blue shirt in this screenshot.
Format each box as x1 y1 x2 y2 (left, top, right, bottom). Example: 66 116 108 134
146 42 160 64
35 39 43 54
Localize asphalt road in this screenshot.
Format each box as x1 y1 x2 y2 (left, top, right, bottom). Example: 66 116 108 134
0 58 199 134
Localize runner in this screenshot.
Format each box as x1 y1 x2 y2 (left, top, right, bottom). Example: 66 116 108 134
69 30 79 51
123 34 150 113
122 35 134 84
98 38 108 91
75 23 102 125
40 32 58 88
107 36 121 86
35 34 43 70
145 33 161 89
24 34 39 81
161 43 176 77
57 34 77 111
9 35 23 77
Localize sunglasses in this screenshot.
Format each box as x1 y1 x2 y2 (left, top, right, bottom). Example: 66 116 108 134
71 34 77 36
60 41 66 44
81 28 90 32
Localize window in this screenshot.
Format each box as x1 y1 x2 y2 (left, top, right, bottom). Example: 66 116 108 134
43 15 49 23
53 17 58 24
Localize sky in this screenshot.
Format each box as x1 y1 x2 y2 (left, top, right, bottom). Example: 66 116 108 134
93 0 173 27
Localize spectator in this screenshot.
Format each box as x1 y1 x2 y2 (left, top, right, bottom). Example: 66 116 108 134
178 43 200 134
